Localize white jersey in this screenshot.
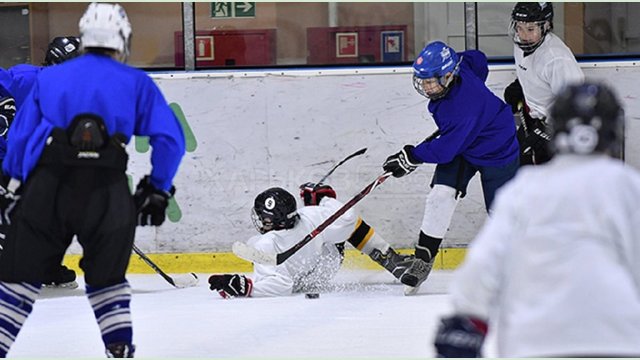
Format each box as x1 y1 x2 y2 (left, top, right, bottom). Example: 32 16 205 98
449 154 640 357
248 198 356 297
514 33 584 119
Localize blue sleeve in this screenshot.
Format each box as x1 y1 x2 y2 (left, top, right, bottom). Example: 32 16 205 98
411 112 478 164
134 75 186 191
459 50 489 82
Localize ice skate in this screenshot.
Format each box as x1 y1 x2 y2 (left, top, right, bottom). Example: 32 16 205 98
369 247 416 280
43 265 78 289
402 257 434 296
106 342 135 358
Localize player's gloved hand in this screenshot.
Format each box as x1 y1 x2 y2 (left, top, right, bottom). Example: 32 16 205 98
503 79 524 114
133 175 175 226
299 182 337 206
0 176 21 227
383 145 421 178
434 314 488 358
0 97 16 137
208 274 253 298
521 117 551 156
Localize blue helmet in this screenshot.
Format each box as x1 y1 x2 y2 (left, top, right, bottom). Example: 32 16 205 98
412 41 461 99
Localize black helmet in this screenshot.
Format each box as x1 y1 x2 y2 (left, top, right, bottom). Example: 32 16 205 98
252 187 299 234
44 36 80 66
509 2 553 53
511 2 553 23
548 82 624 157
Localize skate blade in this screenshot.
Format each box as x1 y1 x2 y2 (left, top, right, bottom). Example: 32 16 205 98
404 285 420 296
43 281 79 289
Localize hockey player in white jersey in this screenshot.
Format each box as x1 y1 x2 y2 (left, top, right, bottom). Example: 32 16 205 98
208 184 420 298
504 2 584 165
434 82 640 357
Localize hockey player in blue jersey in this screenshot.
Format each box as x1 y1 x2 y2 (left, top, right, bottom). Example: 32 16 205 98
0 2 185 358
382 41 519 295
0 36 81 288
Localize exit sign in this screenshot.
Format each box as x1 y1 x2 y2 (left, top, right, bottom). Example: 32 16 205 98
211 2 255 18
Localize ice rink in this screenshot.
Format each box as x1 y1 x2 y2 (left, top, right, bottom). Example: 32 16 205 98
6 269 478 358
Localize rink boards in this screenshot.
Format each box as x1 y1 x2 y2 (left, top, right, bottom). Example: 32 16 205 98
61 60 640 273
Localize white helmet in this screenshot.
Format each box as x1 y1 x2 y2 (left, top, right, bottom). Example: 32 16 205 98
79 2 132 60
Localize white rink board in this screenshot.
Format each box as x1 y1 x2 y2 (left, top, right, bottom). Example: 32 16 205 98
116 61 640 254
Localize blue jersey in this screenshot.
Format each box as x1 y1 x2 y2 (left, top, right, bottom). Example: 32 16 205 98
412 50 518 167
3 53 185 191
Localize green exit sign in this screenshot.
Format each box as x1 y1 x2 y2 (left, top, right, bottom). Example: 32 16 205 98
211 2 255 18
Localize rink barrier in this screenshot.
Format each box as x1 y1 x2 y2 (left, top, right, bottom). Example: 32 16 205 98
61 247 466 274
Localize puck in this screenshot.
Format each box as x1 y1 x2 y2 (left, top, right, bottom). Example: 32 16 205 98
305 293 319 299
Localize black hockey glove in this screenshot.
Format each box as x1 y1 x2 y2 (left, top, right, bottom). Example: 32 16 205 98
208 274 253 298
503 79 524 114
133 175 175 226
383 145 421 178
434 314 488 358
0 97 16 137
299 182 337 206
520 116 551 161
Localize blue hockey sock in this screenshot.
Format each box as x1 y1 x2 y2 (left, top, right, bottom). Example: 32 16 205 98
0 282 41 357
86 281 133 348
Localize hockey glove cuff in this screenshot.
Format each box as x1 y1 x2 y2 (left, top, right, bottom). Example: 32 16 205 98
383 145 421 178
503 79 524 114
299 182 337 206
0 176 22 227
133 175 175 226
208 274 253 298
434 314 488 358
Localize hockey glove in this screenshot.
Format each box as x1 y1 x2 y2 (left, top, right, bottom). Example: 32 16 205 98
0 176 21 227
503 79 524 114
434 314 487 358
383 145 421 178
520 116 552 164
208 274 253 298
133 175 175 226
0 97 16 137
299 182 337 206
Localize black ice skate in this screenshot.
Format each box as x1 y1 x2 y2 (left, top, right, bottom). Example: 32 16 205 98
106 342 135 358
43 265 78 289
402 257 435 296
369 247 416 280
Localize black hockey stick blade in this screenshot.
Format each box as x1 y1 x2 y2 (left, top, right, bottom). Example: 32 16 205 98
316 147 367 185
132 244 199 288
233 172 392 266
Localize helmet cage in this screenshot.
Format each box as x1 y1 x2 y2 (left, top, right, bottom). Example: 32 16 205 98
509 20 550 53
412 57 461 100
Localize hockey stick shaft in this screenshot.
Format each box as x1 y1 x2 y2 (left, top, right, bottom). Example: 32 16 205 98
132 244 199 288
132 244 177 286
315 147 367 185
233 172 392 266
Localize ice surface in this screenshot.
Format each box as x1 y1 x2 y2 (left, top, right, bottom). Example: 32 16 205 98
10 270 461 358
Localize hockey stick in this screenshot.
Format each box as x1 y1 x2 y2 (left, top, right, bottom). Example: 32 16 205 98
315 147 367 185
131 244 199 288
233 172 392 266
